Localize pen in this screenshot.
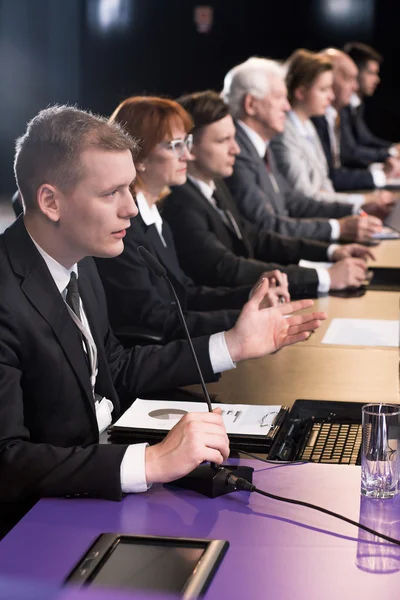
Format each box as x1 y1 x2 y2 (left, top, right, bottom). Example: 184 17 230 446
265 406 289 439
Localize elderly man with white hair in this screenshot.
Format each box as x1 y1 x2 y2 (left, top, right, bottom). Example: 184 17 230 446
222 56 386 242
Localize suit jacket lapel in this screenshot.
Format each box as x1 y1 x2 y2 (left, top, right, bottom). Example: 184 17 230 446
214 180 254 257
235 123 283 213
4 218 95 412
145 221 185 283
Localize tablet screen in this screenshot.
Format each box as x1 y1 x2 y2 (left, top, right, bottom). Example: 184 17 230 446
90 539 205 593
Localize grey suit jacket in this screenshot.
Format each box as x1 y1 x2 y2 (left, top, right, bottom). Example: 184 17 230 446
224 122 352 240
270 117 356 204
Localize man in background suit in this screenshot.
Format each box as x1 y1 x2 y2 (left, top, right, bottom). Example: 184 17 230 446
0 105 324 536
343 42 400 155
314 49 400 185
221 57 386 241
162 91 374 299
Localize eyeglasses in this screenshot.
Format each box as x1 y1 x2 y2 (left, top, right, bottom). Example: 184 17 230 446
159 134 193 158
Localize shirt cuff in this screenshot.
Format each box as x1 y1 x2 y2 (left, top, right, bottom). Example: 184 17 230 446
120 443 150 493
327 244 339 261
389 145 399 157
209 332 236 374
315 268 331 294
348 195 365 213
329 219 340 241
369 164 386 188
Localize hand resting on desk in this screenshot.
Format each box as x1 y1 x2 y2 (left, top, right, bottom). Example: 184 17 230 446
145 408 229 484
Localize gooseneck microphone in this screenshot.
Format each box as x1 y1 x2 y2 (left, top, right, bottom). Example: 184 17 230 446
137 245 213 412
137 245 254 497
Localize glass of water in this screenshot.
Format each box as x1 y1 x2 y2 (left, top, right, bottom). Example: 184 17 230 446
361 404 400 499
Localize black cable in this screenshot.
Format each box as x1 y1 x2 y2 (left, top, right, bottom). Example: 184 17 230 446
226 474 400 546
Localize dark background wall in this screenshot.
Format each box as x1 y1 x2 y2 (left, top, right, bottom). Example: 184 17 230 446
0 0 399 193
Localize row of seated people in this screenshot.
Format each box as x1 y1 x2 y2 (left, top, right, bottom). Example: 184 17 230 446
11 44 397 346
96 57 396 343
1 41 396 536
0 105 326 538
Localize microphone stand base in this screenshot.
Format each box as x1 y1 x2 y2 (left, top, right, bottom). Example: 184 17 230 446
169 464 254 498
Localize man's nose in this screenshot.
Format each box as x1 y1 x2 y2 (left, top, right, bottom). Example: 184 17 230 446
124 190 139 219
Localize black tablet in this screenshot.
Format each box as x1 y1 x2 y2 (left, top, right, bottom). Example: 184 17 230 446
65 533 228 598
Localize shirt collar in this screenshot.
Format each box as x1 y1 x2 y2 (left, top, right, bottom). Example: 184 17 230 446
136 191 163 230
236 119 268 158
350 93 361 108
29 233 77 295
188 174 216 201
287 111 317 139
325 105 337 127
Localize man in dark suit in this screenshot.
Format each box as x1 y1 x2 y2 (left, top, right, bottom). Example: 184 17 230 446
221 57 389 231
0 105 324 536
162 91 374 298
317 48 400 179
312 114 376 191
343 43 397 149
96 192 289 342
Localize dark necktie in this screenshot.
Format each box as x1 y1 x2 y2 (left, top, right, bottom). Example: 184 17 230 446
211 190 242 240
66 272 81 319
263 148 272 173
66 272 91 370
263 148 280 193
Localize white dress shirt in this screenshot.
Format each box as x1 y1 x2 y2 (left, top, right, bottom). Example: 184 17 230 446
235 122 334 293
136 191 167 245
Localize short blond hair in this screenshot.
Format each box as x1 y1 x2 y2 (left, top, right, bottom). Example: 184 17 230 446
14 105 138 211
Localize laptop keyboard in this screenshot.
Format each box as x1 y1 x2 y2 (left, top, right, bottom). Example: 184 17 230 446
299 422 362 465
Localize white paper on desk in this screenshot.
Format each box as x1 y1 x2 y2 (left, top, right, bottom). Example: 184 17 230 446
114 399 282 436
299 259 333 270
322 318 399 347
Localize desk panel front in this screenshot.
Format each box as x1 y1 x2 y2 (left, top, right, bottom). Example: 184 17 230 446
0 463 399 600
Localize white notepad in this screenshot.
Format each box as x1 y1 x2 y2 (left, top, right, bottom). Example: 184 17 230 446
114 399 282 436
322 318 399 347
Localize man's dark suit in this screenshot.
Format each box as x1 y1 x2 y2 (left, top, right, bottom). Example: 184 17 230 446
340 105 390 168
312 116 375 191
224 123 353 238
162 179 331 298
96 211 249 342
349 103 392 150
0 217 218 531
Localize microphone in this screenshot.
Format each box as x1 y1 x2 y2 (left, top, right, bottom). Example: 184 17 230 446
137 245 212 412
137 245 254 497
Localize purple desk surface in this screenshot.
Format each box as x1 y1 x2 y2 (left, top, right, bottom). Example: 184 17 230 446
0 460 399 600
0 576 175 600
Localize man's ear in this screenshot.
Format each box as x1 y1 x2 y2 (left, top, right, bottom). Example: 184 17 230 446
37 184 61 222
243 93 258 117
